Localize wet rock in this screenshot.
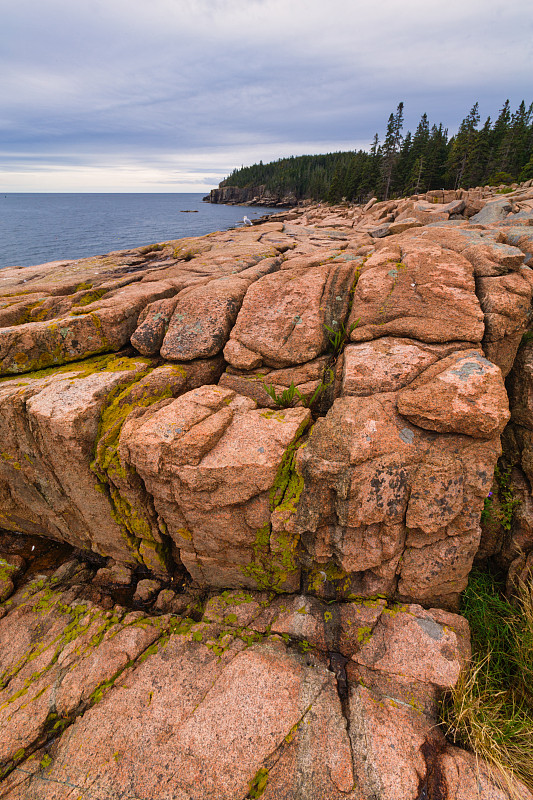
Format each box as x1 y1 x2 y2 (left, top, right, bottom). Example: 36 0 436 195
94 561 133 588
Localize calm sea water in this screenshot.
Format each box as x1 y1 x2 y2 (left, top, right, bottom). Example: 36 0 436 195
0 193 281 270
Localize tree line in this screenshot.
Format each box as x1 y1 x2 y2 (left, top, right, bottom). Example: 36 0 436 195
220 100 533 203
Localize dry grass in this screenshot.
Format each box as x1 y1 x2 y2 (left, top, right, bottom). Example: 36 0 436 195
442 571 533 798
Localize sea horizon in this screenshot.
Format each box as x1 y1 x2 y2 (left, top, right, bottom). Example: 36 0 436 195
0 192 280 270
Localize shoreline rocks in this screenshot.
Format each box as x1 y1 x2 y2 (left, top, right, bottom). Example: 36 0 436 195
2 181 533 798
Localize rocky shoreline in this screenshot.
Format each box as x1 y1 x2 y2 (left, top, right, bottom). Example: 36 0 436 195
1 182 533 798
203 184 297 206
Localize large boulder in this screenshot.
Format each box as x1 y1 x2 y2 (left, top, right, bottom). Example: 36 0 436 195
224 257 357 368
0 355 224 572
396 350 510 437
347 241 485 344
119 385 311 589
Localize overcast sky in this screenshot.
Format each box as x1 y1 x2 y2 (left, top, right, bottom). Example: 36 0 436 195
1 0 532 192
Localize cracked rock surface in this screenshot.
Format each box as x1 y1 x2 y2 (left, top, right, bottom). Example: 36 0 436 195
2 185 533 798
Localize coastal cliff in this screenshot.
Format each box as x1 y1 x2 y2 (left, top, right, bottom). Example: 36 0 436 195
1 182 533 798
203 184 297 206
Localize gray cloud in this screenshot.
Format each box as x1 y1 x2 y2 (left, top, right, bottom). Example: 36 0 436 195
1 0 532 190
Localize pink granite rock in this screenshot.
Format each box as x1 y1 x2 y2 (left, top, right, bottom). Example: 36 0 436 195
349 685 437 800
347 241 484 344
160 273 268 361
0 282 177 376
0 581 160 775
342 337 458 396
6 635 334 800
397 350 510 437
477 271 533 375
225 259 356 368
294 393 500 608
120 385 311 589
353 604 470 688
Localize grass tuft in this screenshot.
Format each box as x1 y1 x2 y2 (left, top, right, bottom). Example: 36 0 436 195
441 569 533 797
324 319 359 355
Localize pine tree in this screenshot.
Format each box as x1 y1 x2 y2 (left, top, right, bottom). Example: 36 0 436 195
446 103 480 188
381 102 404 200
405 113 431 194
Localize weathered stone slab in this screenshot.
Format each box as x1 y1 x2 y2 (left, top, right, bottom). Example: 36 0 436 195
160 276 252 361
469 197 512 224
397 350 510 437
0 356 151 563
347 241 484 344
0 282 177 376
225 260 357 368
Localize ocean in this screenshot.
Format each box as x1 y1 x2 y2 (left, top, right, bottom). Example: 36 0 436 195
0 193 281 270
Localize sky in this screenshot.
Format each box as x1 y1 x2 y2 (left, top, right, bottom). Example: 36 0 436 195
1 0 532 192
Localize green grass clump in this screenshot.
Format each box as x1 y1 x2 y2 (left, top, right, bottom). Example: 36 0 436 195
262 369 334 410
442 568 533 796
262 380 324 409
324 319 358 355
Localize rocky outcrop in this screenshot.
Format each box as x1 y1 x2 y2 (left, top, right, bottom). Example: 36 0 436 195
1 192 531 605
0 547 530 800
2 182 533 798
204 185 297 206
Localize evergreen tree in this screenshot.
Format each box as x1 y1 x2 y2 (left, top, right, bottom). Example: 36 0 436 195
219 99 532 203
381 102 404 199
446 103 480 188
405 113 431 194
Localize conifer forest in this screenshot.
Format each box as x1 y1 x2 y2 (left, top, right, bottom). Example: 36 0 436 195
220 100 533 202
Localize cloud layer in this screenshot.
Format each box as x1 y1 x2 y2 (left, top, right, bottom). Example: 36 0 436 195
2 0 532 190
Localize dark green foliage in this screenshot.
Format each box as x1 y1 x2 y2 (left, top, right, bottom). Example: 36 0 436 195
220 100 533 203
461 570 520 685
